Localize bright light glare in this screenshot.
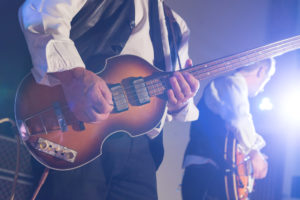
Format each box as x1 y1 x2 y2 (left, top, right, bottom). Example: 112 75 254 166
259 97 273 111
280 89 300 125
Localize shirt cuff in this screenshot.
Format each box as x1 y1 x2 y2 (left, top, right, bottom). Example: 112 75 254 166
238 134 266 155
146 108 168 139
166 99 199 122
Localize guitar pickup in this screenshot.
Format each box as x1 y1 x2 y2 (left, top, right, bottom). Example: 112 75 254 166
132 78 150 105
110 83 129 113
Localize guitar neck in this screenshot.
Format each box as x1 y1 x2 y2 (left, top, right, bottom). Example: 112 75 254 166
146 35 300 97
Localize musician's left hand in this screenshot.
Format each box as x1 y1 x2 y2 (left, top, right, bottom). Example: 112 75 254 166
167 59 200 113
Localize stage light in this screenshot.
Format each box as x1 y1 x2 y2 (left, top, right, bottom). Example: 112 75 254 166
259 97 273 111
279 88 300 126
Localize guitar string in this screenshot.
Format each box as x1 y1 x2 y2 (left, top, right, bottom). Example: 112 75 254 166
24 36 300 127
137 35 300 94
123 37 300 97
30 38 300 117
186 37 300 80
187 34 300 74
191 43 300 81
25 37 300 121
190 43 300 80
122 36 300 97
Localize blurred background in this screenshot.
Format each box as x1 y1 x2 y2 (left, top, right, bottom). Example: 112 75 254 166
159 0 300 200
0 0 300 200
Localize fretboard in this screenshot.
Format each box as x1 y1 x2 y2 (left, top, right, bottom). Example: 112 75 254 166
147 35 300 97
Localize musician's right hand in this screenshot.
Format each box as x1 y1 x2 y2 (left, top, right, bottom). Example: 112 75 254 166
249 150 268 179
50 67 114 123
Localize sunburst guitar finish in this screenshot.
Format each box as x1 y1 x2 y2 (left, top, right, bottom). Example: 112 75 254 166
15 55 167 170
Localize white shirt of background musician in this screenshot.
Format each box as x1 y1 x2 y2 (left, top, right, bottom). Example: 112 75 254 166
183 72 265 168
18 0 199 137
204 72 266 154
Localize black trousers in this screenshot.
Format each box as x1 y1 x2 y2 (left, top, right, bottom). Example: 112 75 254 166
34 132 161 200
181 164 226 200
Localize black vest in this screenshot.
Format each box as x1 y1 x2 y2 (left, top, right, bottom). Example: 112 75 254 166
184 91 228 166
70 0 135 72
70 0 182 73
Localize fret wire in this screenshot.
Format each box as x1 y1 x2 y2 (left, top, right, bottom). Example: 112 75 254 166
145 37 296 95
106 35 300 98
146 77 168 96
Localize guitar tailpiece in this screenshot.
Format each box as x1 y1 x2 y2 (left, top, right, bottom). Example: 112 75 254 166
34 137 77 163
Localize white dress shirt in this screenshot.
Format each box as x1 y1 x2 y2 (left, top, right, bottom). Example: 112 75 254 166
184 72 265 168
19 0 199 137
204 72 266 154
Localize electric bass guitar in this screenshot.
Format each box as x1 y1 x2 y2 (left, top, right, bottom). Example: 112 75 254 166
15 35 300 170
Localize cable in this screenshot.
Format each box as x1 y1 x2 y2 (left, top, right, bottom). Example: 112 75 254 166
30 168 49 200
10 128 20 200
0 118 15 126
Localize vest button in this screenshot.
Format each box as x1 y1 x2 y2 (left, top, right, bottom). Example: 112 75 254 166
111 44 123 54
129 20 135 30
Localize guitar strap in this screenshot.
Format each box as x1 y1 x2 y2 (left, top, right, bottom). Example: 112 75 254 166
149 0 183 71
148 0 184 169
163 3 183 70
149 0 166 70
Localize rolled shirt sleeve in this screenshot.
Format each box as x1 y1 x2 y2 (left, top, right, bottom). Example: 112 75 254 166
19 0 87 86
204 73 266 154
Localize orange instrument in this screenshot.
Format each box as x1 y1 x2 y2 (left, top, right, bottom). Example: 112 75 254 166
224 133 255 200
